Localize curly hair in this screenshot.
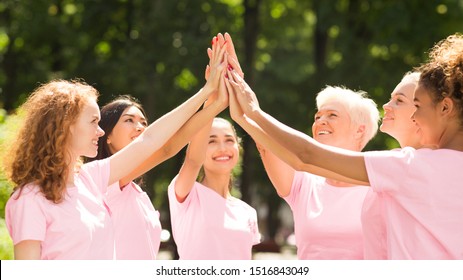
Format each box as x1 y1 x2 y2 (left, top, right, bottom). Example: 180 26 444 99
417 33 463 122
5 79 99 203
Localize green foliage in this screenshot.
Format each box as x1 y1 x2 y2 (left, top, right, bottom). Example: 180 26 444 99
1 0 463 249
0 111 21 219
0 218 13 260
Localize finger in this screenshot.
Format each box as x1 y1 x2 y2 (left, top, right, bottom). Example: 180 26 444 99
217 33 225 47
215 41 228 66
205 65 210 80
224 33 238 62
227 56 244 78
207 48 212 61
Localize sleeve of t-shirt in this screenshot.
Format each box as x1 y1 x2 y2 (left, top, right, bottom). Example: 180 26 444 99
81 158 111 195
283 171 314 209
167 175 196 218
364 148 415 194
250 208 261 245
6 188 46 245
104 180 123 208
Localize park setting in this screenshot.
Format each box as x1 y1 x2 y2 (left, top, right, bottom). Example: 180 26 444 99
1 0 463 260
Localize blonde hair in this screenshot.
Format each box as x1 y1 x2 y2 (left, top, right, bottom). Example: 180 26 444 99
5 79 99 203
401 71 420 85
316 85 380 149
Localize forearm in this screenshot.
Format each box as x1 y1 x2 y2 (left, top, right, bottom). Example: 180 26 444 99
142 87 212 151
250 109 370 184
108 87 213 185
119 101 224 186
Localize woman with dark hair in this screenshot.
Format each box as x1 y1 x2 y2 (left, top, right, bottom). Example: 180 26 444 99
227 33 463 259
4 36 229 259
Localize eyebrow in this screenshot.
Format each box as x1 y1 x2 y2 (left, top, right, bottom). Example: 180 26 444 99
392 92 407 97
315 109 339 115
122 113 147 121
209 134 234 138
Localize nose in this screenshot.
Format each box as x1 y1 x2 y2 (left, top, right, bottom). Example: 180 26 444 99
383 101 392 111
315 116 328 125
135 122 145 132
97 126 105 137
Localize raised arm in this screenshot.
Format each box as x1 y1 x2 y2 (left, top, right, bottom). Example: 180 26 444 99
227 70 370 185
174 73 227 202
108 42 227 186
118 92 227 186
228 84 295 197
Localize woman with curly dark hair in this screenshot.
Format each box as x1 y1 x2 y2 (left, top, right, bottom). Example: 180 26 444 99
227 33 463 259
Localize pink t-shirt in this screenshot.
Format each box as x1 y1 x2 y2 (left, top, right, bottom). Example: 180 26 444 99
168 176 260 260
5 158 114 260
364 147 463 259
105 181 162 260
284 171 369 259
361 189 387 259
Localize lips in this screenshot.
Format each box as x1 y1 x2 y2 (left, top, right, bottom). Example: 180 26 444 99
317 130 332 135
213 155 232 161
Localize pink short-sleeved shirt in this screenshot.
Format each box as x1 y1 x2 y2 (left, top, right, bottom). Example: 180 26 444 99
168 176 260 260
5 158 115 260
361 189 387 259
284 171 369 259
364 147 463 259
105 181 162 260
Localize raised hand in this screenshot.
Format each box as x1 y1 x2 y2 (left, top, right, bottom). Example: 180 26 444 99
226 68 245 122
226 69 260 118
203 38 227 97
205 32 244 80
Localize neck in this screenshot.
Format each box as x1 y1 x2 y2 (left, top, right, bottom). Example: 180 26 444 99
201 171 231 198
438 128 463 151
66 157 80 184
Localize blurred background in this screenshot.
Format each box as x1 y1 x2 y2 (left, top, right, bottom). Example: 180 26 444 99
1 0 462 260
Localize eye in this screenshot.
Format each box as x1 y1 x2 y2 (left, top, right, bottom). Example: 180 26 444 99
208 139 217 144
124 118 134 123
314 115 320 120
329 113 337 117
142 121 148 127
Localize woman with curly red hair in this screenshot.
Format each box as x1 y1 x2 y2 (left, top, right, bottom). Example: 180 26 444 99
4 39 227 259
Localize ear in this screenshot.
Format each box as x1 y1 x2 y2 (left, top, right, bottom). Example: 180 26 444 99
106 137 111 144
440 97 454 117
355 124 365 139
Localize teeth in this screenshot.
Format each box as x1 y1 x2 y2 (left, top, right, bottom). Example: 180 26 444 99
318 130 331 135
215 156 230 161
92 140 98 145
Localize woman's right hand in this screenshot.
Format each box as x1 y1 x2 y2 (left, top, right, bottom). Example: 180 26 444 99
202 36 227 98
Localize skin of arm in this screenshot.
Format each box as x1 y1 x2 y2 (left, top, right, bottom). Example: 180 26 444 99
107 43 227 186
255 142 295 197
228 83 295 196
173 69 228 202
119 85 228 186
227 70 370 185
14 240 41 260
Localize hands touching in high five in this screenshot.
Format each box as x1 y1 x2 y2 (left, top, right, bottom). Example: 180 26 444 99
205 32 260 121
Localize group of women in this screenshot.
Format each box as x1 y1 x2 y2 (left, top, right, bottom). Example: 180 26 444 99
4 32 463 260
